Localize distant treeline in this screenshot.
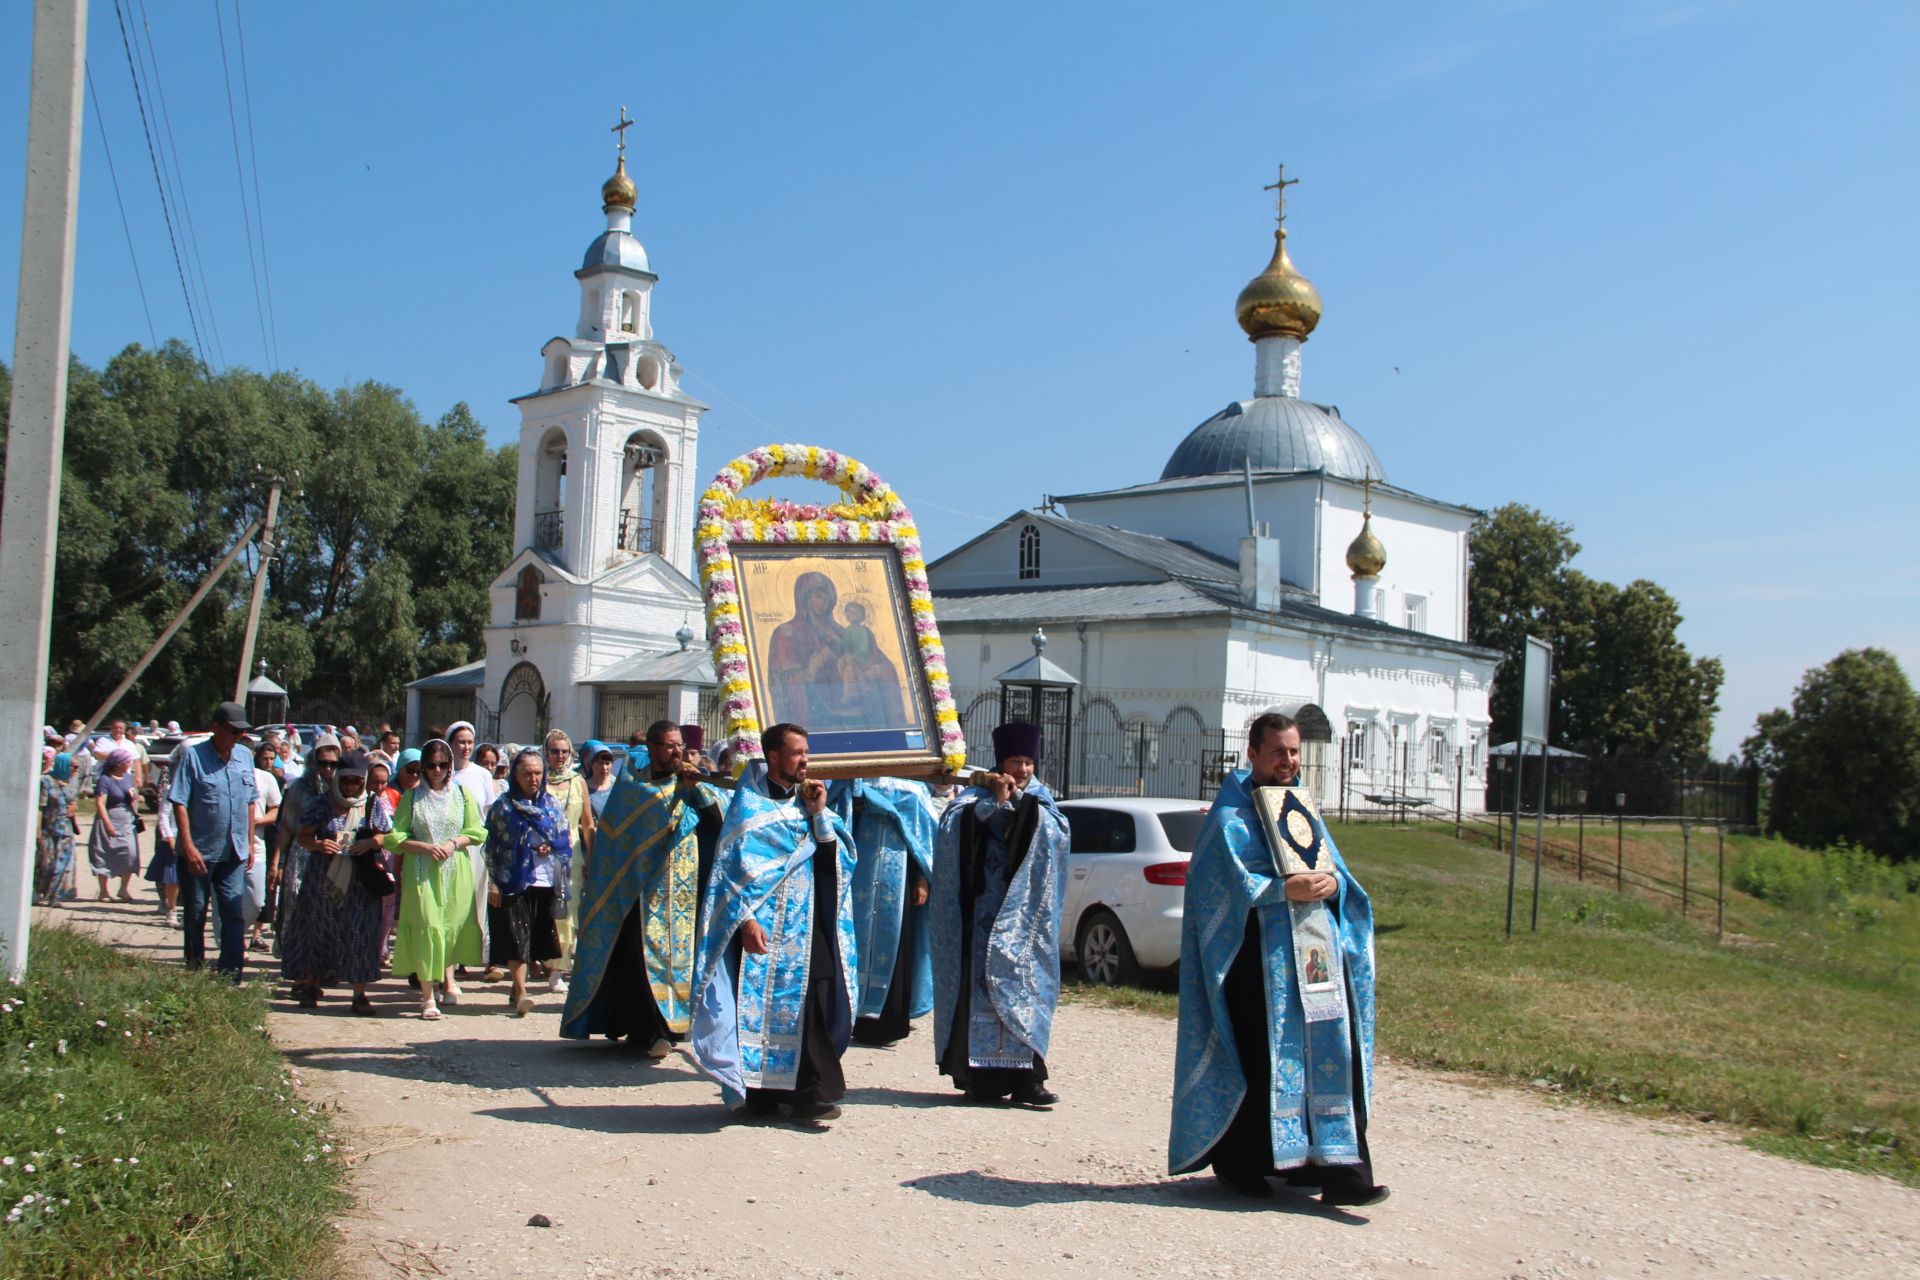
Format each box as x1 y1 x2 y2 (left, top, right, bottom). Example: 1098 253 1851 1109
0 342 516 724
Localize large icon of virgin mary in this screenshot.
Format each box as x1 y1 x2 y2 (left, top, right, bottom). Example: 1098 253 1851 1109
764 569 909 730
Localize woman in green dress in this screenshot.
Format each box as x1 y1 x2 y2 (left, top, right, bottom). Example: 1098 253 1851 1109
385 738 486 1020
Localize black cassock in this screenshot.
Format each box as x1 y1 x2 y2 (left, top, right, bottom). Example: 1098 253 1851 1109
938 792 1049 1097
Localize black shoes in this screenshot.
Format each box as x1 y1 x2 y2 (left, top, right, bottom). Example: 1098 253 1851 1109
1011 1083 1059 1108
1319 1181 1391 1207
787 1101 842 1123
1215 1169 1276 1199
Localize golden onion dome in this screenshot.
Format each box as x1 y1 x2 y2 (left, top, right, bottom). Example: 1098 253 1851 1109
1235 228 1322 342
1345 513 1386 579
602 156 636 212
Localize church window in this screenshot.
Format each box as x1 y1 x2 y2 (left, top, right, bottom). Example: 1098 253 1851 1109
1347 722 1367 771
1469 734 1482 771
620 291 640 333
619 432 667 553
1018 524 1040 580
1404 593 1428 633
515 565 543 621
1428 728 1450 774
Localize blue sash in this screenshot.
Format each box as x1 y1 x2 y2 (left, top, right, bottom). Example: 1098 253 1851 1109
1168 769 1376 1175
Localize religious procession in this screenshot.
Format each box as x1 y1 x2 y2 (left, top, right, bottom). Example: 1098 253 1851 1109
32 691 1386 1210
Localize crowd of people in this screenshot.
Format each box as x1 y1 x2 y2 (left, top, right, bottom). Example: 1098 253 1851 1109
32 702 1388 1207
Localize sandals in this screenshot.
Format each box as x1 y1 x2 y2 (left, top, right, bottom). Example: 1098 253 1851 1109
509 990 534 1017
479 967 507 983
419 1000 443 1021
440 985 462 1006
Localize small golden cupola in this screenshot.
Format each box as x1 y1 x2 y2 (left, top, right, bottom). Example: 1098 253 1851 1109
1235 165 1322 343
602 155 636 213
1345 470 1386 580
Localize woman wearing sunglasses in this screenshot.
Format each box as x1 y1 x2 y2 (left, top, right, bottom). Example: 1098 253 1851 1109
385 740 486 1020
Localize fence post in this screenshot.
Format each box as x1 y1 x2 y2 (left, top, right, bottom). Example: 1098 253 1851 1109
1616 811 1623 893
1577 809 1584 881
1681 822 1691 918
1454 750 1463 839
1716 823 1725 939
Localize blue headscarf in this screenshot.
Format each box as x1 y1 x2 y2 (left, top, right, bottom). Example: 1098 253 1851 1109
485 747 573 897
50 752 73 782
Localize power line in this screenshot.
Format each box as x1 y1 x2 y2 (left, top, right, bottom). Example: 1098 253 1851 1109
212 0 272 372
132 0 227 372
232 0 280 371
83 66 159 350
111 0 211 374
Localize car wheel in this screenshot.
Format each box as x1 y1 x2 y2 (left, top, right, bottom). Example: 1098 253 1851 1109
1076 910 1141 988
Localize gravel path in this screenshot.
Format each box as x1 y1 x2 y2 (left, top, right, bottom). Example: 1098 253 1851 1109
46 897 1920 1280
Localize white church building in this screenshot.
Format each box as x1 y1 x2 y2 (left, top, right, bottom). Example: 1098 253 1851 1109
928 200 1500 811
406 148 719 746
410 143 1497 810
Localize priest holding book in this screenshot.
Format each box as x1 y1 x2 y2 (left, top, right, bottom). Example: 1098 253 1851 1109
1168 711 1389 1207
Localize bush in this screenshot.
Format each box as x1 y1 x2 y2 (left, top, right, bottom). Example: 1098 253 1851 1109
1733 840 1919 912
0 928 346 1278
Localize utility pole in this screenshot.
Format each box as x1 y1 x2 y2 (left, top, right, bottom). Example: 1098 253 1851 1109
0 0 88 982
234 476 286 702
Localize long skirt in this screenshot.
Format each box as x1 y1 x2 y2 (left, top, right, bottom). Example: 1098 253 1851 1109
281 857 385 988
392 849 484 982
489 886 561 965
35 824 75 906
88 818 141 878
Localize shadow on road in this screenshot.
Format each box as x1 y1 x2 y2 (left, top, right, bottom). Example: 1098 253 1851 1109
474 1101 735 1136
902 1170 1367 1221
282 1036 703 1090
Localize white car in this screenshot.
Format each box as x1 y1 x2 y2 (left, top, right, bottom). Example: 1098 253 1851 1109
1056 797 1211 986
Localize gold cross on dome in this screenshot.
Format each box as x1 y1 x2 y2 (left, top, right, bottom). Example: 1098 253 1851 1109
612 105 635 154
1264 163 1300 226
1359 468 1376 515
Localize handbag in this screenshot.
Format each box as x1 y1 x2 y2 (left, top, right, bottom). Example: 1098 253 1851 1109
133 813 147 834
354 849 397 898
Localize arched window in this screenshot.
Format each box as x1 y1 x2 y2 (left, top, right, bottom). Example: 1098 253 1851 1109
619 432 667 553
1018 524 1040 580
534 429 567 552
620 291 639 332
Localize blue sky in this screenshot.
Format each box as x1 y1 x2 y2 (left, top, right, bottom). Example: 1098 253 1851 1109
3 1 1916 756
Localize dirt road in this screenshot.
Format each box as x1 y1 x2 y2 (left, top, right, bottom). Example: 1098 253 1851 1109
46 897 1920 1280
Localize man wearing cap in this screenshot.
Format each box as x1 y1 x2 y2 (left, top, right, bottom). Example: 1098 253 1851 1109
931 721 1070 1107
169 702 259 975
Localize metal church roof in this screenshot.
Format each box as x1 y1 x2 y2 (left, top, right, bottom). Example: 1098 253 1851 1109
1160 396 1385 483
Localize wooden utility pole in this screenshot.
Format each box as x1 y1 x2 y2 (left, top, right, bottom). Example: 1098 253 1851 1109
0 0 88 982
234 477 286 702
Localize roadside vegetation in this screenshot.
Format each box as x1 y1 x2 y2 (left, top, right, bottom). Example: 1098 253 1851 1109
0 927 347 1278
1066 820 1918 1186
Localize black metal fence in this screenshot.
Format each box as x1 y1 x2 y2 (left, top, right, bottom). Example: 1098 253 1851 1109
1485 752 1759 827
959 692 1235 801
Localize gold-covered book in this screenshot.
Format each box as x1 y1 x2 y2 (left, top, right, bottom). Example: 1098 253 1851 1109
1251 785 1329 878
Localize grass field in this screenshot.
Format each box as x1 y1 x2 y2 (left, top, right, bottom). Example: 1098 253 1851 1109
0 928 348 1278
1065 820 1918 1185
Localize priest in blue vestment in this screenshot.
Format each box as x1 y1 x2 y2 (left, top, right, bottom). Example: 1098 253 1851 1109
1169 711 1389 1206
832 776 939 1047
931 722 1069 1107
691 723 858 1123
561 721 724 1056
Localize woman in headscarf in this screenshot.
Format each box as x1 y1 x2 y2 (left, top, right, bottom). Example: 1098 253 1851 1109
541 729 595 996
385 749 421 812
284 749 393 1015
386 739 486 1020
144 756 180 926
35 752 79 907
484 747 572 1017
88 746 143 902
581 741 618 821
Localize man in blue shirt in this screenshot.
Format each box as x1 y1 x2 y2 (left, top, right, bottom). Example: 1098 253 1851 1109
170 702 259 975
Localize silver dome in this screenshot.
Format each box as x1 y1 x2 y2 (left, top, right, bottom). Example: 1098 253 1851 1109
1160 397 1385 483
579 229 653 277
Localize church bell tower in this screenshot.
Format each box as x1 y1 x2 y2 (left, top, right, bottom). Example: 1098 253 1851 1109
509 108 708 581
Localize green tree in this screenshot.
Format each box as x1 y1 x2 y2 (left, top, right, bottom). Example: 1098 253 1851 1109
1467 503 1587 742
389 403 517 676
1755 649 1920 861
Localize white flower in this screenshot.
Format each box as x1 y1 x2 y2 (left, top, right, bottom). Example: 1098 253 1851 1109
127 1157 138 1166
94 1019 106 1028
52 1128 62 1136
22 1165 31 1174
2 1157 12 1167
55 1041 64 1055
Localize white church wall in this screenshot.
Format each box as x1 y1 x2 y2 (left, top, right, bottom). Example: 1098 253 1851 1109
1059 475 1323 591
941 616 1234 724
1319 482 1471 642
